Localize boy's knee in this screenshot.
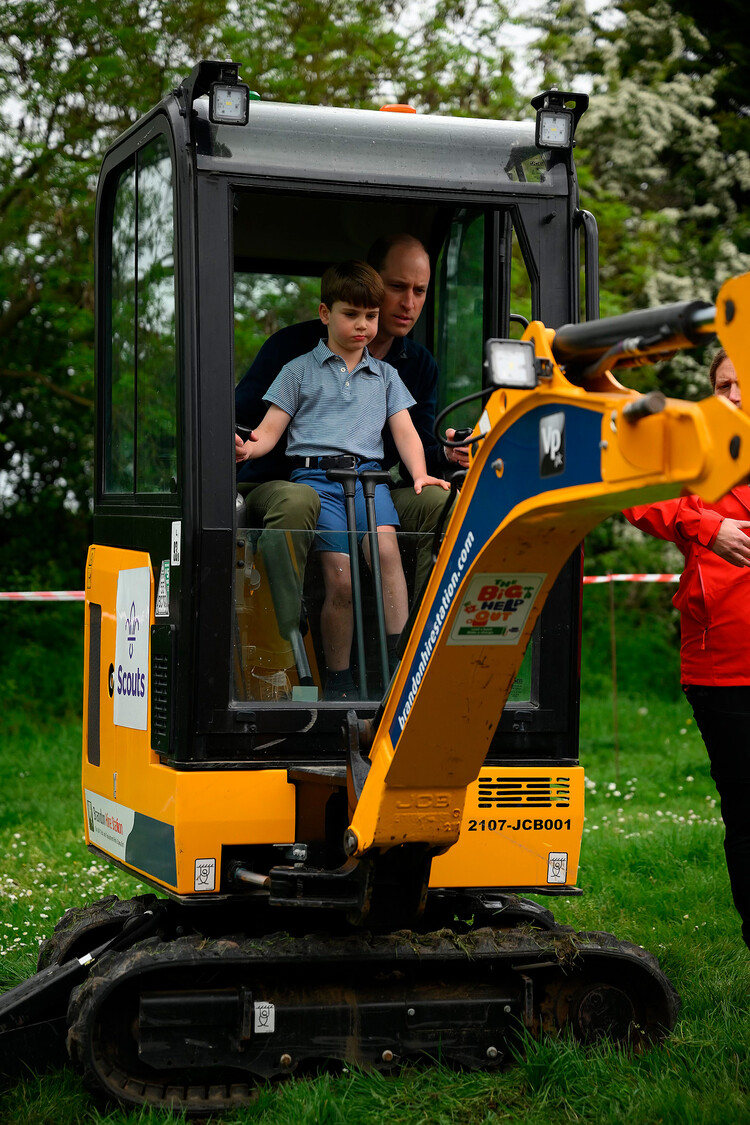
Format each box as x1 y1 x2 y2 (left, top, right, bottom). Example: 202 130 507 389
376 530 400 566
322 554 352 600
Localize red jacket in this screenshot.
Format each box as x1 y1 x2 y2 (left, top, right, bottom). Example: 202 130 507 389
625 486 750 685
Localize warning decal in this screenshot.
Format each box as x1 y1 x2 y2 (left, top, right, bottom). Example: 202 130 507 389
448 572 546 646
547 852 568 883
155 560 170 618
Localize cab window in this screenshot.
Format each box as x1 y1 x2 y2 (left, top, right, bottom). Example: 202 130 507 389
104 132 178 496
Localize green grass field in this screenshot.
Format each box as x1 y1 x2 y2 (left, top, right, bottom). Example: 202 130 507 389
0 600 748 1123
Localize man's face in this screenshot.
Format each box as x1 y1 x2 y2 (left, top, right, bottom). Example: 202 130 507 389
377 244 431 338
714 358 741 408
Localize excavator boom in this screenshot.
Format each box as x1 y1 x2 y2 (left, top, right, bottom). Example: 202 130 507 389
348 274 750 859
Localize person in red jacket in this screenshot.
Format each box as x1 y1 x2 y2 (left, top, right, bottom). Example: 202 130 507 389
626 347 750 951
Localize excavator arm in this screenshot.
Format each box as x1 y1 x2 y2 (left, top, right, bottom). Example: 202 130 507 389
347 271 750 860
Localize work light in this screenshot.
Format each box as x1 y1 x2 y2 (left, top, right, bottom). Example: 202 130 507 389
531 88 589 151
209 81 250 125
485 339 538 389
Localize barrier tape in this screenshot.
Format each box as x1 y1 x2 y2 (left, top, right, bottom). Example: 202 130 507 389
1 575 682 601
582 573 680 584
0 591 85 601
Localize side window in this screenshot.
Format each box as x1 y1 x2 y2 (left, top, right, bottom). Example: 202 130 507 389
435 210 485 430
104 132 177 495
108 163 136 492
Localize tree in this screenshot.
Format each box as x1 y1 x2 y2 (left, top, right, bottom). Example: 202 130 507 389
530 0 750 398
1 0 523 588
0 0 238 585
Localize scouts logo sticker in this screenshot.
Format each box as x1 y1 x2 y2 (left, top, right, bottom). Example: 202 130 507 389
114 567 150 730
540 411 565 477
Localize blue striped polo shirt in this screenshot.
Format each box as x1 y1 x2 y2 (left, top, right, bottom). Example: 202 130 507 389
263 339 416 461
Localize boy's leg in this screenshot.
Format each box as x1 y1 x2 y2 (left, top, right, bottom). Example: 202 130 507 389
363 526 409 636
391 484 453 595
320 552 356 696
305 475 358 695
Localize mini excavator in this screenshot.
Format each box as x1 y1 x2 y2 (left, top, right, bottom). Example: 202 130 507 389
3 62 750 1114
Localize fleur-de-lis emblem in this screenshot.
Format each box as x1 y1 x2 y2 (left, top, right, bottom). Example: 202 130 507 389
125 601 139 658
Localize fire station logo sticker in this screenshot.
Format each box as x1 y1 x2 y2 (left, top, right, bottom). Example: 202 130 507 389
114 567 150 730
449 573 545 645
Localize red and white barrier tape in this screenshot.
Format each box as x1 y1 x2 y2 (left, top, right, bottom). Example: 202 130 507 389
1 575 682 601
0 591 85 601
583 573 679 584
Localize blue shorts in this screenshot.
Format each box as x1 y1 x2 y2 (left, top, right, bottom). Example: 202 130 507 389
290 463 400 554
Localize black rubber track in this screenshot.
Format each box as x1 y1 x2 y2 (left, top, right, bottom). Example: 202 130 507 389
66 925 680 1115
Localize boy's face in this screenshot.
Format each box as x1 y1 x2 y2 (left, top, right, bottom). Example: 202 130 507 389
319 301 379 357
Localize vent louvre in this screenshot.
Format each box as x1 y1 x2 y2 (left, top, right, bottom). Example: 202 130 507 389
478 776 571 809
150 624 175 754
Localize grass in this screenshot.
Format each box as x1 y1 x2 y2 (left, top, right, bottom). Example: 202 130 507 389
1 604 748 1122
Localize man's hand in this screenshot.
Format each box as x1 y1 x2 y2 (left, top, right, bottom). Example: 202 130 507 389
444 427 471 469
712 518 750 566
413 474 451 495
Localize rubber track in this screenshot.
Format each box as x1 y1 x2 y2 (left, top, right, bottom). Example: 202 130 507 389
67 925 680 1115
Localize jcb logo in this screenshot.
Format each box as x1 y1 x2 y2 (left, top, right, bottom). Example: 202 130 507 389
540 412 565 477
396 794 451 809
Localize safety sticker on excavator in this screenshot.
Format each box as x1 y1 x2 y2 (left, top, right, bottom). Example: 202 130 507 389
547 852 568 883
194 858 216 891
155 561 170 618
254 1002 276 1033
448 573 545 645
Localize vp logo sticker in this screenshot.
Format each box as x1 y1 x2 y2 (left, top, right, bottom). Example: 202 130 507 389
540 411 565 477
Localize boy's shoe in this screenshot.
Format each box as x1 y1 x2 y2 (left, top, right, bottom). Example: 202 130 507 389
323 684 353 702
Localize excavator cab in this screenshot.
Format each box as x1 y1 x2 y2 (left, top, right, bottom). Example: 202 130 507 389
85 62 594 904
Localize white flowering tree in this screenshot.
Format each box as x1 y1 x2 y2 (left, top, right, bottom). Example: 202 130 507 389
531 0 750 397
528 0 750 598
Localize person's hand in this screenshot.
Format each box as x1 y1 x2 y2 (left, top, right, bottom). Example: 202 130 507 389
444 427 471 469
712 518 750 566
413 474 451 495
235 431 257 463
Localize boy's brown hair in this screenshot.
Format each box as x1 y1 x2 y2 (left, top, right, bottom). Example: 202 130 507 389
320 260 384 310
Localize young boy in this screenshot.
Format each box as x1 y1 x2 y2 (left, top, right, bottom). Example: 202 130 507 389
236 259 449 699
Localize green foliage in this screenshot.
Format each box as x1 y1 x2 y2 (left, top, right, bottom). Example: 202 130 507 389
581 580 682 700
0 0 525 589
529 0 750 385
0 0 233 584
0 601 84 723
